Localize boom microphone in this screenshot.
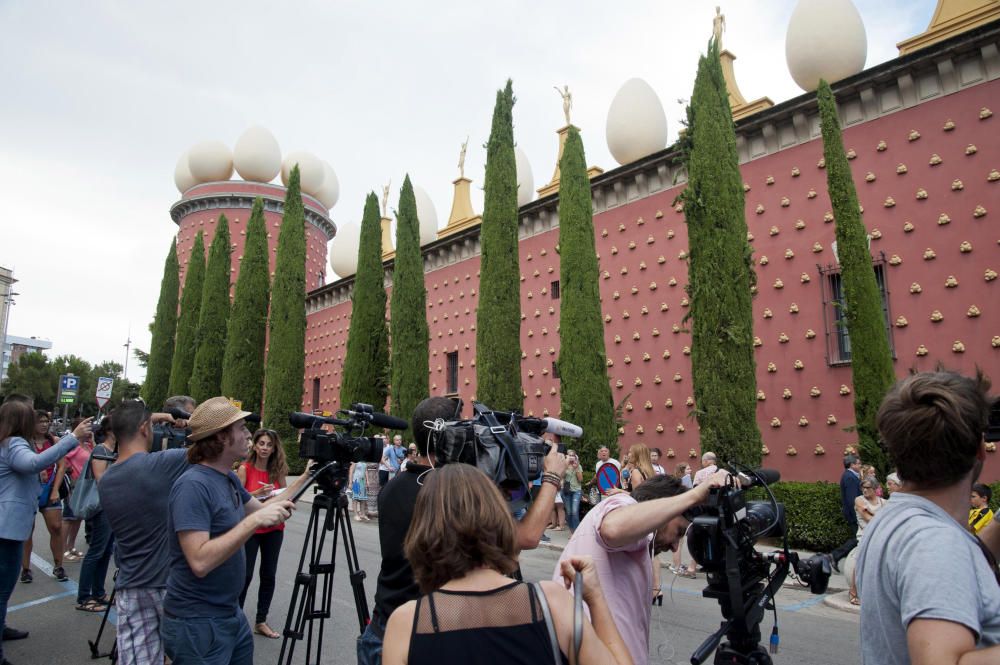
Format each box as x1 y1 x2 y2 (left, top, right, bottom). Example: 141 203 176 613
517 416 584 439
289 412 350 429
341 409 409 431
736 468 781 488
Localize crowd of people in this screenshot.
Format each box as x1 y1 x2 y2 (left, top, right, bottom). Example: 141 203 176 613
1 367 998 665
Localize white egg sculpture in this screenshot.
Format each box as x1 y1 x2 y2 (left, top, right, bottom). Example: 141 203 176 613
233 126 281 183
412 185 440 246
786 0 867 92
187 141 234 183
174 151 197 193
281 151 325 197
515 147 534 207
606 78 668 166
314 161 340 210
329 221 361 279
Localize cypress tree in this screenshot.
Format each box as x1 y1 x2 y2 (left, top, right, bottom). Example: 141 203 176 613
221 198 271 415
168 232 205 398
142 240 180 410
818 80 896 476
680 39 762 466
263 166 308 472
189 214 232 402
475 80 523 413
389 176 430 429
558 127 617 464
340 193 390 412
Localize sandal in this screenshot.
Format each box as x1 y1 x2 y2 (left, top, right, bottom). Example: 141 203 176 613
849 592 860 606
254 623 281 639
64 551 82 562
75 600 109 613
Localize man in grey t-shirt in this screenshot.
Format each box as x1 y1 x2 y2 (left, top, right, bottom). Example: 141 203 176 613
857 371 1000 664
98 401 188 665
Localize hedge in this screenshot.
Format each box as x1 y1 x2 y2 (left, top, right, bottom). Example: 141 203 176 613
746 481 854 552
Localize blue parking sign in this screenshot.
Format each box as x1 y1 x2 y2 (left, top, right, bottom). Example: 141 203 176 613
60 375 79 391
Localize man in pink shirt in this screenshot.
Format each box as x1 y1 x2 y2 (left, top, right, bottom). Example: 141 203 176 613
692 451 718 486
553 470 731 665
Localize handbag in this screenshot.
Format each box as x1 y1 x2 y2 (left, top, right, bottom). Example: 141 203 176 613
37 472 56 509
68 449 102 520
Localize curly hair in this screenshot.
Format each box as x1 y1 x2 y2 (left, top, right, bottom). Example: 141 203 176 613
249 428 288 483
404 464 517 593
187 432 226 464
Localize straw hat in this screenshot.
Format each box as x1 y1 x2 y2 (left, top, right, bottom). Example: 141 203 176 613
188 397 253 442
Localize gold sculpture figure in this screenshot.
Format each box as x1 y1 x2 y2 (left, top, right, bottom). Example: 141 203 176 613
458 136 468 178
713 6 726 46
381 180 391 218
554 85 572 126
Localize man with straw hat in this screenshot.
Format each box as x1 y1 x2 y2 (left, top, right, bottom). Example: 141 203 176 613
160 397 309 665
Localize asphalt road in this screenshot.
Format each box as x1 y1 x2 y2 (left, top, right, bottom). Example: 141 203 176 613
5 497 860 665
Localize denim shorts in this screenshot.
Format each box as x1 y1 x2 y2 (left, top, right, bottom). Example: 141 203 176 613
161 612 253 665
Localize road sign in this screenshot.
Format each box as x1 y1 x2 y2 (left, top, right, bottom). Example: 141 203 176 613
57 374 78 405
96 376 114 409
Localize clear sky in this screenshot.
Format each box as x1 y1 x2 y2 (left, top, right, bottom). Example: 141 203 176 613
0 0 936 383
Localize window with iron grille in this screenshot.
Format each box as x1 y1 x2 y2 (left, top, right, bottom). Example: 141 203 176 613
550 280 560 299
312 377 321 412
818 255 894 366
446 351 459 395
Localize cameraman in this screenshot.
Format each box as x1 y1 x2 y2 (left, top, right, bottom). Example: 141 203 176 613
553 470 733 665
98 400 189 665
357 396 567 665
856 371 1000 665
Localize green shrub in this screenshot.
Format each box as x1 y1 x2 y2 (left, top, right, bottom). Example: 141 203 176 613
747 481 853 552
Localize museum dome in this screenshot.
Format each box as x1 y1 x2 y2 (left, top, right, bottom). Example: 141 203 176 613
786 0 867 92
187 140 234 183
606 78 668 166
233 126 281 183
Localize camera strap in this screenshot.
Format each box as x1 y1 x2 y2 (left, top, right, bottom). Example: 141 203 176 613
475 406 532 499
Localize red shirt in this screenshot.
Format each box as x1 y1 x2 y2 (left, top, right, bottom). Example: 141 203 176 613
241 462 284 533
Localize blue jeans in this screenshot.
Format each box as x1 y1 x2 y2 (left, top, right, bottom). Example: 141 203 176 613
77 510 114 604
161 612 253 665
0 538 24 662
562 490 582 530
356 610 386 665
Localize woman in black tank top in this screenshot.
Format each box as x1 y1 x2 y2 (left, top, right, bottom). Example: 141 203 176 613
381 464 634 665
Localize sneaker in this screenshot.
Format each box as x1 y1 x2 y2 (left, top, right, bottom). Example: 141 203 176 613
19 569 32 584
540 534 551 543
53 566 68 582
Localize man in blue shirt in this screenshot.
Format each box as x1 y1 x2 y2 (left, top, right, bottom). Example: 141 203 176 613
161 398 309 665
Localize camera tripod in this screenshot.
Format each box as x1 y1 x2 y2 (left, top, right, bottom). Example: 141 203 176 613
88 570 117 662
277 466 370 665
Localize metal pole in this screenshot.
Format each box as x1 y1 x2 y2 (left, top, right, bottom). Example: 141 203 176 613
122 325 132 383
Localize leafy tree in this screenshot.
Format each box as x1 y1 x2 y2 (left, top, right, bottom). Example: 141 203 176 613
679 38 762 467
557 127 618 464
222 198 271 415
475 79 523 413
389 176 429 429
141 240 179 410
340 193 390 412
1 351 57 409
818 80 896 476
263 166 308 472
133 348 149 369
169 232 206 397
189 215 233 402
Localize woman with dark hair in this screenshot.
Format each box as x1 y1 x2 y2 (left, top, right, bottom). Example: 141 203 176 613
20 410 72 583
0 400 90 664
382 464 632 665
236 428 289 639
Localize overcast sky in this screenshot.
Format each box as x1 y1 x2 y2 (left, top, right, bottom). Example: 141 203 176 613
0 0 935 384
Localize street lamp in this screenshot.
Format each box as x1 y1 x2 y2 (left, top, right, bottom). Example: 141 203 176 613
1 288 20 385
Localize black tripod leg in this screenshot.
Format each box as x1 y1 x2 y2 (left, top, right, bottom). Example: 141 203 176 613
334 495 371 632
88 570 118 660
278 497 327 665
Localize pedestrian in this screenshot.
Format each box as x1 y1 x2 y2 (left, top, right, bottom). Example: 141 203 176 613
562 449 583 531
21 410 70 583
61 424 95 562
671 463 695 577
969 483 994 535
553 470 734 665
74 421 115 613
827 454 863 573
237 428 290 640
857 370 1000 663
692 451 718 486
845 478 886 606
650 448 665 476
885 472 902 495
98 399 191 665
350 460 371 521
0 400 90 663
161 397 308 665
624 444 655 493
382 463 633 665
592 446 622 499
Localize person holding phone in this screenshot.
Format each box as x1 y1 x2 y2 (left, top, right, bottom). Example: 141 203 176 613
562 450 583 531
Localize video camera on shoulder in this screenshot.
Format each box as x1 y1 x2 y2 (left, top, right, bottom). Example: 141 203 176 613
151 407 193 452
427 401 581 509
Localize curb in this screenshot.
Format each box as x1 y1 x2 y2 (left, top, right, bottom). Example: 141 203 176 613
824 590 861 614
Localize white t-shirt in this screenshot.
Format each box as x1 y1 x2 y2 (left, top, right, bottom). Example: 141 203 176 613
857 492 1000 664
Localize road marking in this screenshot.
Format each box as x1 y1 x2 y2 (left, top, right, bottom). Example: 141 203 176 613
8 553 118 623
7 590 76 612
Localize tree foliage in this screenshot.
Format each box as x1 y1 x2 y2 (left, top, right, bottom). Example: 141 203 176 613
2 352 139 416
340 193 390 412
475 79 523 413
189 214 233 402
141 240 179 410
818 80 896 477
389 176 429 430
557 127 618 464
169 232 206 398
263 167 308 472
679 38 762 467
221 198 271 415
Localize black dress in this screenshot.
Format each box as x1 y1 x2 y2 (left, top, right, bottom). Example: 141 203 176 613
407 580 568 665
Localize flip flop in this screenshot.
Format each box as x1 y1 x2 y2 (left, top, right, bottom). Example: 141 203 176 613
75 600 109 613
254 623 281 639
